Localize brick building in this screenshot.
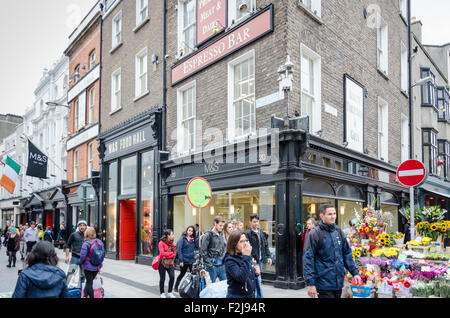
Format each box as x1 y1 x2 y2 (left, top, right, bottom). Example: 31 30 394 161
63 1 102 232
161 0 410 288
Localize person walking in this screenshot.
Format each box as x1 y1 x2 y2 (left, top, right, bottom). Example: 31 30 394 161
44 226 54 244
19 225 27 260
302 218 316 251
174 226 198 293
24 221 39 255
223 221 233 248
200 216 227 283
65 220 87 285
79 227 104 298
38 225 45 241
303 204 361 298
223 230 259 298
12 241 69 298
56 225 66 249
245 214 272 298
6 227 20 268
158 229 177 298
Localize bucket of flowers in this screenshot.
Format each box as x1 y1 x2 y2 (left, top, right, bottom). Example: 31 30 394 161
392 232 405 246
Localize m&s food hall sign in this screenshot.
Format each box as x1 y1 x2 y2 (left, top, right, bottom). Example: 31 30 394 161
171 4 273 85
105 125 154 161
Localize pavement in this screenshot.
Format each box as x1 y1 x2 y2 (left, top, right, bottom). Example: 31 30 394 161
0 243 309 298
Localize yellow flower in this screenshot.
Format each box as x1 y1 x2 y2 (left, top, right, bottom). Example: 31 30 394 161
430 224 438 231
365 227 369 233
417 222 424 229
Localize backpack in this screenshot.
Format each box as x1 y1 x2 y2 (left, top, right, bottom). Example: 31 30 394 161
316 226 346 251
88 240 105 266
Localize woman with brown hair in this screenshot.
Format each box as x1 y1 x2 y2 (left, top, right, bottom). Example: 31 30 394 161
79 227 104 298
223 230 259 298
222 221 234 247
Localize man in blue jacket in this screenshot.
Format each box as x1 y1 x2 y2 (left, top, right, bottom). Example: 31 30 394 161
303 204 361 298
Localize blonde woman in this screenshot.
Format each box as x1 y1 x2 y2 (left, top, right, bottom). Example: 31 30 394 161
79 227 104 298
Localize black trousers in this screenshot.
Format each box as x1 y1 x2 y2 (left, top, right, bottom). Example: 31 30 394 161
26 241 36 253
7 251 17 266
317 289 342 298
175 264 193 289
158 263 175 294
84 270 98 298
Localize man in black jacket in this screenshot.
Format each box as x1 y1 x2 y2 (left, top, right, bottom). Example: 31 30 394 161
245 214 272 298
200 216 226 283
65 220 87 285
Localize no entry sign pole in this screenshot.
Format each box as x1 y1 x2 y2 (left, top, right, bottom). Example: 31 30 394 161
396 159 427 242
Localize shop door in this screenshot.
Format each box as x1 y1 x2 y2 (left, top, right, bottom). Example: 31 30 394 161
45 210 53 229
119 200 136 260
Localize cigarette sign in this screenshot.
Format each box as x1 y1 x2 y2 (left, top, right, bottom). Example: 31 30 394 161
396 160 427 187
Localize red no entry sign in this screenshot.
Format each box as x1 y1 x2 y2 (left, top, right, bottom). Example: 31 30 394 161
396 160 427 187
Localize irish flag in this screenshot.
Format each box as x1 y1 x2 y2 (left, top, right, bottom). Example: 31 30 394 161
0 156 21 194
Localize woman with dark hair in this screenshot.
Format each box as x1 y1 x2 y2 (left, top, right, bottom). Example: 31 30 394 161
157 229 177 298
12 241 69 298
223 221 233 247
6 227 20 267
174 226 198 293
223 230 258 298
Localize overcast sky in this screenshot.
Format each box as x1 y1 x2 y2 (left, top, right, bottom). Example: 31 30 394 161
0 0 449 117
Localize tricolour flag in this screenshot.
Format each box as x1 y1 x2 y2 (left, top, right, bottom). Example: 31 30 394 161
0 156 21 194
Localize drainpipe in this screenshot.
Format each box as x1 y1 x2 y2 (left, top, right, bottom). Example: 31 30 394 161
408 0 413 160
162 0 167 152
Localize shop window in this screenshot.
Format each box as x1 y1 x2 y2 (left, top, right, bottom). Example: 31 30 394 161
120 155 137 195
337 200 364 232
420 68 436 108
422 129 438 175
303 178 335 197
173 186 276 272
336 185 364 201
140 150 154 256
107 161 118 252
302 196 334 225
380 204 399 232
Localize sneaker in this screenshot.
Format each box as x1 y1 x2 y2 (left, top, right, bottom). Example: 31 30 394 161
160 293 167 298
167 292 176 298
6 265 11 268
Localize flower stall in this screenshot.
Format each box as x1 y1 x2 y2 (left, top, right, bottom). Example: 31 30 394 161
345 206 450 298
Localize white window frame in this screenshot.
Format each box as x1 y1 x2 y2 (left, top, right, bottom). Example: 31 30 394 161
177 0 196 56
401 114 409 162
378 97 389 162
74 150 79 182
88 86 95 124
228 0 257 26
300 43 322 134
177 80 196 154
89 50 96 69
298 0 322 18
88 142 94 178
377 18 389 75
227 50 256 141
74 99 79 130
136 0 148 26
399 0 407 20
135 47 148 98
112 11 122 49
111 68 122 113
401 41 407 92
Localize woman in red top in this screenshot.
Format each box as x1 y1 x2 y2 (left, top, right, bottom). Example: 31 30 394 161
158 229 177 298
302 218 317 251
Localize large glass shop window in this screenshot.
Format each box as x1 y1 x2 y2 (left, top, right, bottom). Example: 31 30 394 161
380 204 399 232
120 155 137 195
337 200 364 232
302 196 334 225
107 162 118 252
173 186 276 272
140 150 154 256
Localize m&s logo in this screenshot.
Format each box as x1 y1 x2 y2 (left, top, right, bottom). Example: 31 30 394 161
30 152 48 163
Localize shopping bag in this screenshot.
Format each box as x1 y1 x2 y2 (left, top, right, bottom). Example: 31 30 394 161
179 273 201 298
65 264 82 298
199 280 227 298
81 276 104 298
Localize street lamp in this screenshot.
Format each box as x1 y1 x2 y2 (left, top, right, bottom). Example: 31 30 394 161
411 76 433 88
46 102 70 109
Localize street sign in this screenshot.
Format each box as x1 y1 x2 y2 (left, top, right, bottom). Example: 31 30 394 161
396 159 427 187
186 177 212 209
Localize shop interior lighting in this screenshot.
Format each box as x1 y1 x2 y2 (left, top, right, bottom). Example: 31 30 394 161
210 206 214 215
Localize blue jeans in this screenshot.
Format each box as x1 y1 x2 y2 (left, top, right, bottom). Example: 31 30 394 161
206 264 226 283
255 262 263 298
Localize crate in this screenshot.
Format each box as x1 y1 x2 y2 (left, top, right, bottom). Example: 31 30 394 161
407 245 430 254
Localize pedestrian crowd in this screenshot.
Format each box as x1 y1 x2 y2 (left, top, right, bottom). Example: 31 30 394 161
1 220 104 298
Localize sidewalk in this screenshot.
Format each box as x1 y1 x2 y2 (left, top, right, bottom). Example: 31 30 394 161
56 249 308 298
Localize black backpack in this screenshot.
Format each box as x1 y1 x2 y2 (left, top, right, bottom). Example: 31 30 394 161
315 226 346 250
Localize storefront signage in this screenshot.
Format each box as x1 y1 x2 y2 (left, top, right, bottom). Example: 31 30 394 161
186 177 212 209
344 75 365 153
171 4 273 85
197 0 227 45
104 125 154 161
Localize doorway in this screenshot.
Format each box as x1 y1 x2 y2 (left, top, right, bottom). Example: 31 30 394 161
119 199 136 260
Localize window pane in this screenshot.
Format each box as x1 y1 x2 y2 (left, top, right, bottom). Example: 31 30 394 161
424 145 430 171
107 161 118 252
140 151 154 256
423 130 430 143
121 155 137 195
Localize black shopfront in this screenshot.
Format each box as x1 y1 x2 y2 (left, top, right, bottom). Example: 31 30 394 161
99 109 161 264
160 123 409 289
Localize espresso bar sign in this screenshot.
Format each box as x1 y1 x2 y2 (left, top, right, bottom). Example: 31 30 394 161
105 125 153 161
197 0 226 44
172 5 273 86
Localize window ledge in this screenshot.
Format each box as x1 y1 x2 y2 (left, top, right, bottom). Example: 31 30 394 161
377 68 389 80
109 107 122 115
401 90 409 98
296 3 323 25
133 90 150 102
133 17 150 33
110 42 123 55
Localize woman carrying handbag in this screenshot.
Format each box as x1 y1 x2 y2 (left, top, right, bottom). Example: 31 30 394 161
157 229 177 298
